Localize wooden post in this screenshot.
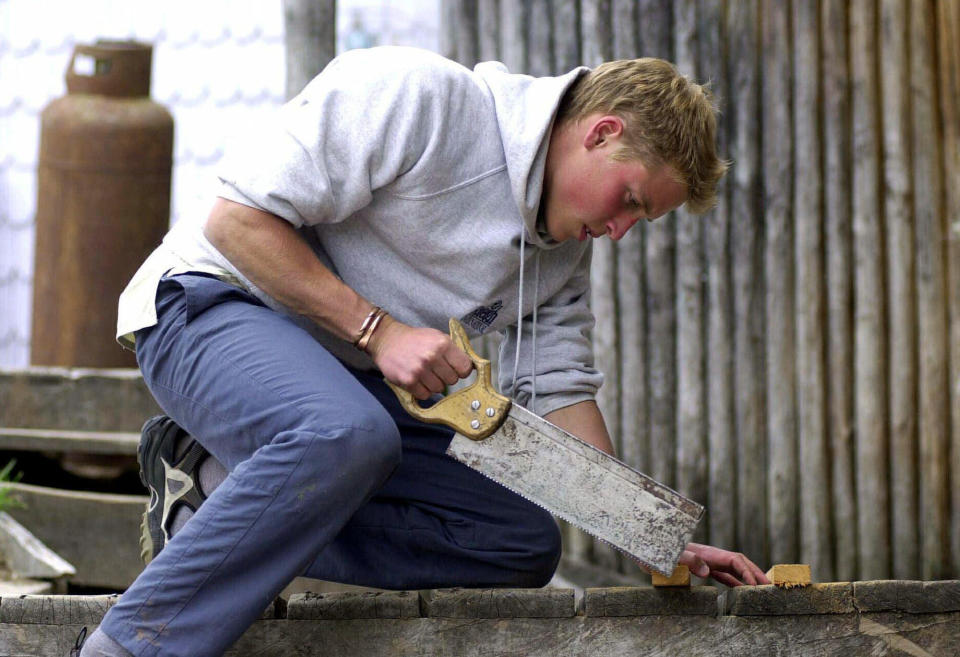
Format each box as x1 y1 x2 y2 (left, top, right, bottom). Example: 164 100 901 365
822 0 856 582
613 0 647 476
582 0 621 574
938 0 960 579
456 0 480 67
552 0 581 73
639 0 678 492
673 0 708 545
282 0 336 100
794 0 832 582
881 0 919 581
612 0 638 59
477 0 501 62
728 0 766 565
910 0 950 581
699 0 735 551
851 0 890 581
528 0 553 76
762 0 798 567
499 0 528 73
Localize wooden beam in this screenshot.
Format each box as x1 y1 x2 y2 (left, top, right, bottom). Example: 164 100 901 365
0 427 139 455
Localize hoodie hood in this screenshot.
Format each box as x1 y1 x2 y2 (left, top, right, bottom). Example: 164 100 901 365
475 61 588 250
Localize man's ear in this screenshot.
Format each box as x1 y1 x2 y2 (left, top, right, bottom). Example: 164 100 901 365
583 115 625 150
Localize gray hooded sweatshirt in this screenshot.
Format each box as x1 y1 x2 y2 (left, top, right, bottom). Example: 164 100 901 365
117 46 602 417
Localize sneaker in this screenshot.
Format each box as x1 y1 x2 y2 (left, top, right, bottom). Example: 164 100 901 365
137 415 210 564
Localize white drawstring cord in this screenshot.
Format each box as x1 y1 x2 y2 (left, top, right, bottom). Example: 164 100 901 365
530 250 541 413
510 233 525 398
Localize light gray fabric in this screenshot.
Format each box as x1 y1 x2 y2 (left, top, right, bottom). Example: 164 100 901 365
161 46 603 416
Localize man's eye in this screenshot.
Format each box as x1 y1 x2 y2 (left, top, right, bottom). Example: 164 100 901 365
628 195 640 208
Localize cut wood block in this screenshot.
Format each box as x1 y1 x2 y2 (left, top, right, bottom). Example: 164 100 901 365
765 564 811 588
652 565 690 587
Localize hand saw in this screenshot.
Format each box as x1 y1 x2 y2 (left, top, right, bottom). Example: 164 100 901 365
387 318 704 576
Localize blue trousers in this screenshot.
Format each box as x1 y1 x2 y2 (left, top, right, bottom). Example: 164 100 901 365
99 275 561 657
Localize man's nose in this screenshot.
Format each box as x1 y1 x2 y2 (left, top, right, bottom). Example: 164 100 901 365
607 216 638 241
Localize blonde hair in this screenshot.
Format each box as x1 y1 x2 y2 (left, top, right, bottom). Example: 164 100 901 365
556 58 727 214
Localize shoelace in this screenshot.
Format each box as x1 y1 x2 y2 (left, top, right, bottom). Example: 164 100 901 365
70 626 87 656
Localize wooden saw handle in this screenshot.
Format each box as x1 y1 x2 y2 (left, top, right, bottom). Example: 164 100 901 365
386 318 511 440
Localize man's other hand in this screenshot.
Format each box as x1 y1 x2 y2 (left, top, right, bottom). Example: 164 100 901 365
678 542 771 587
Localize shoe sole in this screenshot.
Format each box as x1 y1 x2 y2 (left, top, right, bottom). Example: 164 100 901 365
137 415 170 565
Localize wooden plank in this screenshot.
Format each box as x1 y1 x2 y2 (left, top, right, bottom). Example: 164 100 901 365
583 586 717 616
552 0 581 73
854 580 960 614
611 0 638 59
728 0 766 565
612 0 645 483
672 0 707 546
0 511 75 579
911 0 951 582
0 595 117 625
499 0 527 73
527 0 553 77
456 0 480 67
938 0 960 578
638 0 678 498
4 482 145 590
721 583 854 616
439 0 458 62
793 0 832 582
580 0 622 575
821 0 856 583
5 604 960 657
477 0 500 62
0 427 139 455
0 367 160 432
881 0 919 581
282 0 335 100
850 0 890 581
287 591 418 620
420 588 575 618
698 0 735 551
761 0 797 567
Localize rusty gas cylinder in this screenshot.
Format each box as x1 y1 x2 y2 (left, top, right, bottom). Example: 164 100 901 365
31 40 173 367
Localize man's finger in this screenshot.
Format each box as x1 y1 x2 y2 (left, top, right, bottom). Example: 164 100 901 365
420 370 445 395
677 551 709 578
410 382 432 401
433 360 461 386
730 556 758 586
711 571 743 588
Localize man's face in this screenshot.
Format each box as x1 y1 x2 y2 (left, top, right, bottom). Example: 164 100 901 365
543 115 688 243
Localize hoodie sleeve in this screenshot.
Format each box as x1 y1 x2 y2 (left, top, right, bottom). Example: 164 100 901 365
498 247 604 417
216 49 447 227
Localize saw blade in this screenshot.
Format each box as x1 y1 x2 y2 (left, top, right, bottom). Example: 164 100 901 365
446 404 704 576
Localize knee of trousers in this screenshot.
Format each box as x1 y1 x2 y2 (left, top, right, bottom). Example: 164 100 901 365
510 506 563 588
286 400 402 485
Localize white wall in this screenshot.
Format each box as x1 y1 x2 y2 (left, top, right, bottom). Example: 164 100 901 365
0 0 437 367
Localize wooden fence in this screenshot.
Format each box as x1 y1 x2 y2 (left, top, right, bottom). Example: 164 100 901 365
442 0 960 582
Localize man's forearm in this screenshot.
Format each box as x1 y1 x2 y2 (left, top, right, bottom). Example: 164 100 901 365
544 400 615 455
203 198 373 343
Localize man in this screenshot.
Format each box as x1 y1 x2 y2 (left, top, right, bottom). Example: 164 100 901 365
80 47 768 657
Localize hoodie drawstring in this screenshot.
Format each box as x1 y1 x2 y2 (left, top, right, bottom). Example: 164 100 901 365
510 234 541 414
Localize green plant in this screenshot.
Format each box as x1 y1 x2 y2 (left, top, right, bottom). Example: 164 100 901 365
0 459 24 513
